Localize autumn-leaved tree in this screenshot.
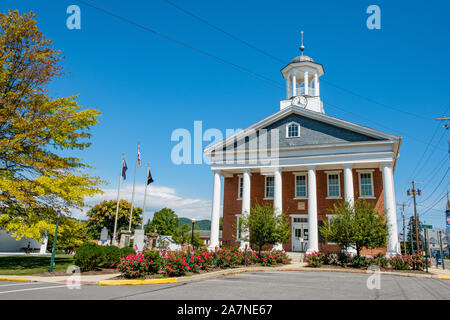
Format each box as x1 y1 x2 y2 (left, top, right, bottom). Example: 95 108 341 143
0 10 102 239
46 217 88 253
86 200 142 242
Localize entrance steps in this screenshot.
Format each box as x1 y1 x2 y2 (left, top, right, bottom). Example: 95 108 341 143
286 252 304 263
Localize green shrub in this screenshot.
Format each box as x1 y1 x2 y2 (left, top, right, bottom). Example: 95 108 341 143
143 250 162 274
350 256 369 268
101 245 121 268
338 252 352 267
119 246 136 258
369 253 389 268
74 243 103 271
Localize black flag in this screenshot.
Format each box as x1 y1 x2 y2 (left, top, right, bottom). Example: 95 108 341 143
147 168 154 185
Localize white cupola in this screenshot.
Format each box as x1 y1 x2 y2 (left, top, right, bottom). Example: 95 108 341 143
280 31 325 113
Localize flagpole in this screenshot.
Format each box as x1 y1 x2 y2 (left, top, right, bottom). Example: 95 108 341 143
142 163 150 230
113 153 124 245
128 141 140 231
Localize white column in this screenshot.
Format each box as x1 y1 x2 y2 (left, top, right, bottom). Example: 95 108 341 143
273 167 283 250
314 72 320 97
304 71 309 95
381 162 400 256
343 164 356 256
209 170 222 250
306 166 319 253
343 164 354 206
286 75 291 98
292 72 297 96
240 169 251 249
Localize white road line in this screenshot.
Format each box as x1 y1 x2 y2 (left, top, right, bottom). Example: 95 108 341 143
0 284 75 294
0 282 42 287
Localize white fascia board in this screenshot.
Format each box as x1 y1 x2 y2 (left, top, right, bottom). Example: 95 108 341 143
210 151 395 170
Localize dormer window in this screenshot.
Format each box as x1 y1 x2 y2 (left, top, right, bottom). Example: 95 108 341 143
286 122 300 138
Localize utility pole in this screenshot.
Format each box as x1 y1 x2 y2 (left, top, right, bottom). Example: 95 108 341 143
397 202 407 254
407 180 423 253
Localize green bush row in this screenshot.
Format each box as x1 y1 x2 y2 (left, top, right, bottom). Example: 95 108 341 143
74 243 136 271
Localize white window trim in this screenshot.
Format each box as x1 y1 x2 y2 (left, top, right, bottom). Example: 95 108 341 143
294 173 308 199
325 214 337 245
264 175 274 199
358 171 375 199
237 175 243 200
235 214 241 242
286 121 300 138
326 172 342 199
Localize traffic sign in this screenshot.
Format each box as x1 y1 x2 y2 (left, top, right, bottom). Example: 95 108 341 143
419 224 432 230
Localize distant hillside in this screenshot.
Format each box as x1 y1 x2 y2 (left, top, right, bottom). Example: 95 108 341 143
178 217 210 230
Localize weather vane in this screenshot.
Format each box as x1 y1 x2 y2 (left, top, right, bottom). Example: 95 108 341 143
300 31 305 55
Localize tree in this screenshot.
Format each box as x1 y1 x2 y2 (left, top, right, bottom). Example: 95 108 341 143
86 200 142 242
0 10 102 239
147 208 178 236
240 202 290 254
406 216 423 254
320 200 388 257
172 224 203 247
46 217 88 253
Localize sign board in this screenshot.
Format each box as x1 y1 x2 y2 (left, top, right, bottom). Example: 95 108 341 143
134 229 145 252
100 227 108 242
419 224 432 230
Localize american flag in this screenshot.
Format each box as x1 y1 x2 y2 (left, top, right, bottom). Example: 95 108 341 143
137 146 141 166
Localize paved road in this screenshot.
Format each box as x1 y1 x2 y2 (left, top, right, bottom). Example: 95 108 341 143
0 271 448 300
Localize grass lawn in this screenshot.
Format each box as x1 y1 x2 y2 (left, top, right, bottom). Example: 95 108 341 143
0 254 74 275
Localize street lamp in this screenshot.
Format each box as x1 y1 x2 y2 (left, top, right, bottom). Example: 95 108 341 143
191 219 196 249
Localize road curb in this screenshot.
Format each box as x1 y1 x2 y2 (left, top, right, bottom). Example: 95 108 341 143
98 278 178 286
437 275 450 280
0 277 31 282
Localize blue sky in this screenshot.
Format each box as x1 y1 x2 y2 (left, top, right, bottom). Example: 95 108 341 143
3 0 449 229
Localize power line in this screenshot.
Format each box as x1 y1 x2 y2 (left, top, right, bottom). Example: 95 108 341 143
76 0 284 89
78 0 447 154
418 166 449 204
160 0 435 122
419 191 449 217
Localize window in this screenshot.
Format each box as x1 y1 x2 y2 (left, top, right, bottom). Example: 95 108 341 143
265 176 274 198
238 176 243 199
295 174 307 198
293 217 308 223
326 215 337 244
327 173 340 198
359 172 374 197
235 214 241 241
286 122 300 138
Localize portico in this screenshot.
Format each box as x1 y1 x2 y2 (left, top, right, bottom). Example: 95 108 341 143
203 40 401 257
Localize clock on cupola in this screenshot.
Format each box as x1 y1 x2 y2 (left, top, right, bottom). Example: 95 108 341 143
280 31 325 113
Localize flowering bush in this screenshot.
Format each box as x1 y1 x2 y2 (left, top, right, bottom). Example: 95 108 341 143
338 252 352 267
161 251 191 277
304 251 325 268
368 253 389 268
143 250 162 274
117 253 148 279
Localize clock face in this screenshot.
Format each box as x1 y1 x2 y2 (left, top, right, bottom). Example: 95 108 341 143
292 95 308 107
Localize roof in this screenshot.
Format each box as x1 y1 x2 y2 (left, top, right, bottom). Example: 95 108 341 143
204 105 401 154
193 230 222 239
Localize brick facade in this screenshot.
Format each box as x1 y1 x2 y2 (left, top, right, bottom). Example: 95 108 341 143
222 169 387 254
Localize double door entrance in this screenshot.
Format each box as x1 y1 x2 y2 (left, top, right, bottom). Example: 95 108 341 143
292 216 308 252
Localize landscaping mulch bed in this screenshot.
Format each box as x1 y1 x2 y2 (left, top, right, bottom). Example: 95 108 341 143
32 268 118 277
112 263 288 280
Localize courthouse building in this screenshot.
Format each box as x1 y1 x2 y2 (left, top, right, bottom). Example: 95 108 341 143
203 45 402 256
